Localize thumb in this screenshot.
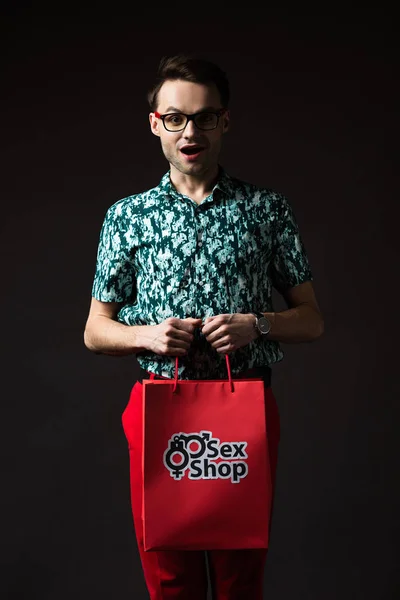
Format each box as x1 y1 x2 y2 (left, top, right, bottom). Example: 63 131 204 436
183 317 203 331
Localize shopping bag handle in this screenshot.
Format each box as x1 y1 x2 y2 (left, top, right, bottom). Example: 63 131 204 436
173 354 233 393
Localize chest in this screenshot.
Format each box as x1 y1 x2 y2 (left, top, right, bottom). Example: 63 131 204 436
132 201 274 276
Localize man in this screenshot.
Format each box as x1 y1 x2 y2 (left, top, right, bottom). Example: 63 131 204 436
84 54 324 600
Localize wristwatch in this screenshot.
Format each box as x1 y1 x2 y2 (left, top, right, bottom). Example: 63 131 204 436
251 311 272 336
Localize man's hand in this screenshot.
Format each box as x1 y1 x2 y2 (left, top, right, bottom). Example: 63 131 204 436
146 317 203 356
201 313 258 354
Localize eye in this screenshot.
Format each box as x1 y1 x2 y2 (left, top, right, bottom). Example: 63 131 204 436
165 114 185 126
197 113 214 123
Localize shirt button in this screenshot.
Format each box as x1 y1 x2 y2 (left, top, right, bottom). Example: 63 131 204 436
198 241 203 248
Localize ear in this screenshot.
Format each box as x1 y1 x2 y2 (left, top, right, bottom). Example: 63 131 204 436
149 112 161 137
222 109 230 133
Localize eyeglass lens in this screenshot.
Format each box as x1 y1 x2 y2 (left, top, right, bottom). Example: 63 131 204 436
164 113 218 131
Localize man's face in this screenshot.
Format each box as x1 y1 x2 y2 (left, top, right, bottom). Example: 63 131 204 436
149 79 229 177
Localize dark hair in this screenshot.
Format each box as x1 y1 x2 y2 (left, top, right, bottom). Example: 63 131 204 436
147 54 230 111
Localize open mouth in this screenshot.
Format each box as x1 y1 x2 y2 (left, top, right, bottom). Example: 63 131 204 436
180 145 204 155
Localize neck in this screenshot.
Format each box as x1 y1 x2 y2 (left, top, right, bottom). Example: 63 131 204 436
169 165 220 203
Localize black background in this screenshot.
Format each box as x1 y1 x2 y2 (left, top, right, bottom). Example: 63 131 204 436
1 3 399 599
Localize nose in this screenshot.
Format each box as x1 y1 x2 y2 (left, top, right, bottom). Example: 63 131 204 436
183 118 198 137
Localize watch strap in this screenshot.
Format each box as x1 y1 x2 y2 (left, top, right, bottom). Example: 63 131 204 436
252 311 265 320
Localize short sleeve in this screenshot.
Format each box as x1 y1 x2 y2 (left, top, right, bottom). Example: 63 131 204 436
269 195 314 294
91 202 136 303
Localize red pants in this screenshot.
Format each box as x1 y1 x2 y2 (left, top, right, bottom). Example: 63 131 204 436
122 379 280 600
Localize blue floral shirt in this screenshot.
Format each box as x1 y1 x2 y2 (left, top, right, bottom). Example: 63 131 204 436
91 168 313 379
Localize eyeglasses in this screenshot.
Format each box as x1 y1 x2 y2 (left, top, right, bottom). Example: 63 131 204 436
154 109 227 132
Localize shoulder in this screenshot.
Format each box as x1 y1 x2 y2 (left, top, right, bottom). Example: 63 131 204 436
223 172 289 213
103 180 166 221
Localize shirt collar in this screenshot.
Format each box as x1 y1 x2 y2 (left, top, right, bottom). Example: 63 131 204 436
158 166 237 202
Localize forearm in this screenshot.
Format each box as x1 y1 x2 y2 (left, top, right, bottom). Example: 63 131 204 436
84 315 153 356
263 304 324 343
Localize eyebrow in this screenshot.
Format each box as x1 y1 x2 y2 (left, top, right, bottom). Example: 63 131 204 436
163 106 219 114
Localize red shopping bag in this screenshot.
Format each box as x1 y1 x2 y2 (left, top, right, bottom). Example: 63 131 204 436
142 355 273 551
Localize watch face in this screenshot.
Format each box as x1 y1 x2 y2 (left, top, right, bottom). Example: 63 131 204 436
258 317 271 334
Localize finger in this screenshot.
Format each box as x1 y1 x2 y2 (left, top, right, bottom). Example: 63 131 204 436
206 330 229 349
216 335 230 349
202 314 233 333
202 319 225 336
216 343 234 354
202 314 230 326
163 321 196 342
203 315 217 326
163 346 189 356
155 325 192 347
151 337 190 355
181 318 203 333
167 328 194 344
164 316 201 329
205 321 232 342
163 332 193 351
184 317 203 324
